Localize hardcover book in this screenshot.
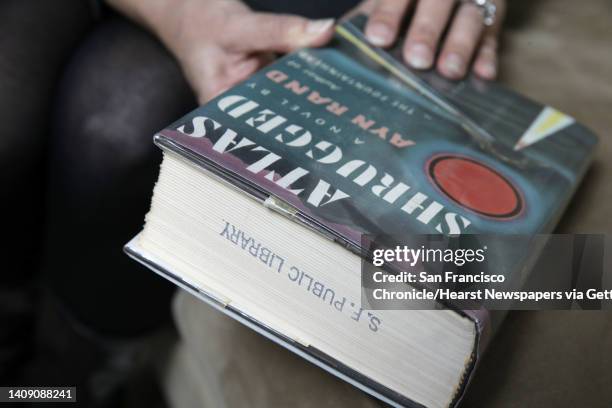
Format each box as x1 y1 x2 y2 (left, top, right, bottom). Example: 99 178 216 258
125 16 598 408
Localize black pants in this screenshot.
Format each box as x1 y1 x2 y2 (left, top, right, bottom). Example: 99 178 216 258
0 0 196 383
0 0 357 388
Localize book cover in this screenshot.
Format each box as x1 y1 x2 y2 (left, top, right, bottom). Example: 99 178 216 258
126 15 598 407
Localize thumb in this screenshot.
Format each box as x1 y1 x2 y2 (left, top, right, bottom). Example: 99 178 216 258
223 13 335 53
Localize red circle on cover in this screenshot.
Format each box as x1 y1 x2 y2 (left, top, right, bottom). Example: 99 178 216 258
428 155 522 219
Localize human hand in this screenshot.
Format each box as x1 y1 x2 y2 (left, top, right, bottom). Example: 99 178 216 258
110 0 335 104
358 0 506 80
156 0 335 103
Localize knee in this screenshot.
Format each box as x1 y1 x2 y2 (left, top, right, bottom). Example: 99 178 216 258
51 17 196 177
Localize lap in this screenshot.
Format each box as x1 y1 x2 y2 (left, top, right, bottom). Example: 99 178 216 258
43 15 196 336
168 290 382 408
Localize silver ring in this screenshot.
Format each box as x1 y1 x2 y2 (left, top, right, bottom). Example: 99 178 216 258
462 0 497 26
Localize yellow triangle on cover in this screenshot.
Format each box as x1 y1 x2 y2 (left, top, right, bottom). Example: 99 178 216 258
514 106 575 151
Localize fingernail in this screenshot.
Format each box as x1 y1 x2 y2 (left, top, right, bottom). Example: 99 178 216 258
306 18 335 35
479 62 497 79
444 53 465 77
366 23 392 46
407 43 433 69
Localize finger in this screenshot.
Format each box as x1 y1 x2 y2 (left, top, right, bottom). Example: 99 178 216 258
227 56 266 80
364 0 411 47
437 3 485 79
403 0 454 69
195 55 260 104
473 35 498 79
216 54 272 98
223 13 335 53
473 1 505 79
